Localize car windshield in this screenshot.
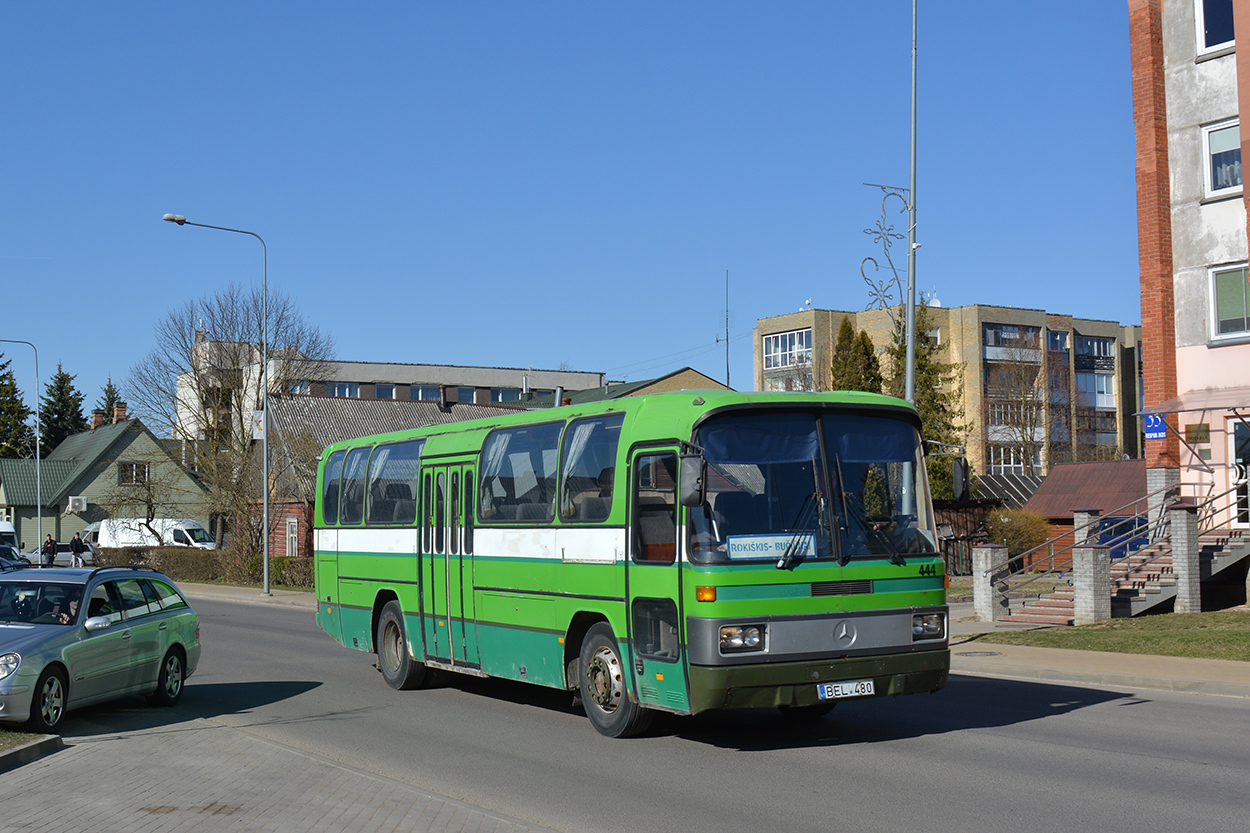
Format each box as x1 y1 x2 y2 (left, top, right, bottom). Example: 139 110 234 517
0 580 83 624
687 409 937 563
186 526 213 545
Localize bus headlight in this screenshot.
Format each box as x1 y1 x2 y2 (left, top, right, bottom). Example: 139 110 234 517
912 613 945 641
0 653 20 681
719 624 766 654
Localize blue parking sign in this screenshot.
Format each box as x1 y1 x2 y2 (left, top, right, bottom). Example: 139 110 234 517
1144 413 1167 440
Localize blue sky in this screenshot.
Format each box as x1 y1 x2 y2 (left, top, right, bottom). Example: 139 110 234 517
2 2 1137 418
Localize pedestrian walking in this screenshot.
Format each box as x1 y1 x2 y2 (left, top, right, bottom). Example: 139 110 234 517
69 532 86 567
41 534 56 568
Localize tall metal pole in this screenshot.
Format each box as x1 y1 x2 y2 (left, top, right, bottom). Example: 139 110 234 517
0 339 40 561
163 214 271 595
903 0 918 405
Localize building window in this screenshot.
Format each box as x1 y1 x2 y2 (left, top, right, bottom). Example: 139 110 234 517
1047 330 1069 352
1212 264 1250 338
491 388 521 402
985 444 1040 476
1204 119 1241 197
1199 0 1234 53
118 462 150 486
982 323 1040 349
1075 335 1114 357
375 384 395 400
1076 372 1116 410
457 387 476 403
329 382 359 398
762 329 812 370
288 381 310 395
411 385 440 401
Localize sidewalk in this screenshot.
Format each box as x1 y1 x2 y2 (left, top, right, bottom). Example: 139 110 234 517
0 716 557 833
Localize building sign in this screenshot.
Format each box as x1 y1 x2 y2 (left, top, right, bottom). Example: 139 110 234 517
1185 423 1210 444
1144 413 1167 440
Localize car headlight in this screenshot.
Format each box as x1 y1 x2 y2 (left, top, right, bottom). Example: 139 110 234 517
912 613 945 641
719 624 766 654
0 653 20 681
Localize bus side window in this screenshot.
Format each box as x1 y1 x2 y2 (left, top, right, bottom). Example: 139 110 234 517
450 472 460 555
421 473 432 552
322 450 346 525
340 447 371 525
463 471 474 555
435 473 446 553
632 453 677 564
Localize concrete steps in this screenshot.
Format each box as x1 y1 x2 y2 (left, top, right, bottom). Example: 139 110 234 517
1000 526 1248 625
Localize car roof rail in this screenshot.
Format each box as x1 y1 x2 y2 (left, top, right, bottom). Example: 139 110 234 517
87 564 160 579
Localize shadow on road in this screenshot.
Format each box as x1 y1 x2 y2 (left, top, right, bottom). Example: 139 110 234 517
669 675 1134 750
399 665 1132 750
53 680 323 739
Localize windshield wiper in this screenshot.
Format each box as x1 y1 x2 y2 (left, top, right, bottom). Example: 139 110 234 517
776 491 815 570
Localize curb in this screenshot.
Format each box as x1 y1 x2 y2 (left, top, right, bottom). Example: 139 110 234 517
0 734 63 773
950 654 1250 699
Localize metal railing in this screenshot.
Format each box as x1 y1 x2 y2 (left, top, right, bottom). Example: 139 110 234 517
982 479 1246 605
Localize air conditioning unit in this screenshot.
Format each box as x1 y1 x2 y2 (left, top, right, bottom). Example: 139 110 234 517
68 496 87 513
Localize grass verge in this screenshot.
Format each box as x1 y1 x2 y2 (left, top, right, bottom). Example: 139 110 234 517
964 609 1250 663
0 728 32 751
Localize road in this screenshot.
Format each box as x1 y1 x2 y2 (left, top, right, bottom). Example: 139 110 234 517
55 597 1250 833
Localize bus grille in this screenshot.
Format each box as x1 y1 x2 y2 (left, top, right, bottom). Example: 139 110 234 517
810 580 873 597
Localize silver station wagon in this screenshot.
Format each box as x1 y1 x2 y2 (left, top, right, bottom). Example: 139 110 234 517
0 565 201 732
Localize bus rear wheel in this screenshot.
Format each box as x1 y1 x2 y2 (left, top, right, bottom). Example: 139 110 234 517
579 623 653 738
377 601 430 690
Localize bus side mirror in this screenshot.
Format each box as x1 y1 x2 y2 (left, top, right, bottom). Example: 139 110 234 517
679 451 706 507
952 457 970 503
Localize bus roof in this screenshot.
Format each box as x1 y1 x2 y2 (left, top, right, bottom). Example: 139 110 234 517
319 388 920 458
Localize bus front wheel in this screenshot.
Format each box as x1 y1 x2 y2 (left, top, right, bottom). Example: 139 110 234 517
377 601 430 690
579 623 653 738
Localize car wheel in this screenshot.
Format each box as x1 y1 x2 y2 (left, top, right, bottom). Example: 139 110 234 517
28 667 68 733
579 623 653 738
376 600 431 690
148 647 186 706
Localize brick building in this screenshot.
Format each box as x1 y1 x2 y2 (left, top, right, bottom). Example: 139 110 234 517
1131 0 1250 529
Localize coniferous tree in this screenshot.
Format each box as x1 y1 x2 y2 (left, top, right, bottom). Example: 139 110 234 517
885 301 965 499
0 354 35 459
96 376 123 419
828 317 883 393
39 363 89 454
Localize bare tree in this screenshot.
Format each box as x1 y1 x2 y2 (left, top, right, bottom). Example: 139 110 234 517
982 335 1046 476
125 284 333 548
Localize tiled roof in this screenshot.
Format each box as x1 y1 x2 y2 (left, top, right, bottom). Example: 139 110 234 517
267 394 520 451
1023 459 1148 520
0 459 79 505
975 473 1044 509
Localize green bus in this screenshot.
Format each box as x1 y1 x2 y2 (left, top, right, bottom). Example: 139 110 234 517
313 390 952 737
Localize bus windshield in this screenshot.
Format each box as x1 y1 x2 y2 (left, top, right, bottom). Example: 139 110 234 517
687 410 937 564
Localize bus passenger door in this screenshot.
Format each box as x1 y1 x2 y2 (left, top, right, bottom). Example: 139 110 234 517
423 463 480 668
420 469 447 662
626 449 689 713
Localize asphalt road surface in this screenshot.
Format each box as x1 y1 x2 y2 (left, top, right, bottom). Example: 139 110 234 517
56 598 1250 833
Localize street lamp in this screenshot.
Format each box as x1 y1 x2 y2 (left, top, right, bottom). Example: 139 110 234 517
0 339 41 564
163 213 272 595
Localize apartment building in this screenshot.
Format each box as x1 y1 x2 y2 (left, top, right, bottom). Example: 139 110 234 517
754 305 1142 477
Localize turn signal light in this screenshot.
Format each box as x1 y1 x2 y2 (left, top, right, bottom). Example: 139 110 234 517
696 586 717 602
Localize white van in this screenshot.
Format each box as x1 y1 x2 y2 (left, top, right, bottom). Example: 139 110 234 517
83 518 217 550
0 521 18 550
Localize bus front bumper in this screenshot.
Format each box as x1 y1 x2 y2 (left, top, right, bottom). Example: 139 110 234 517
686 648 949 714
